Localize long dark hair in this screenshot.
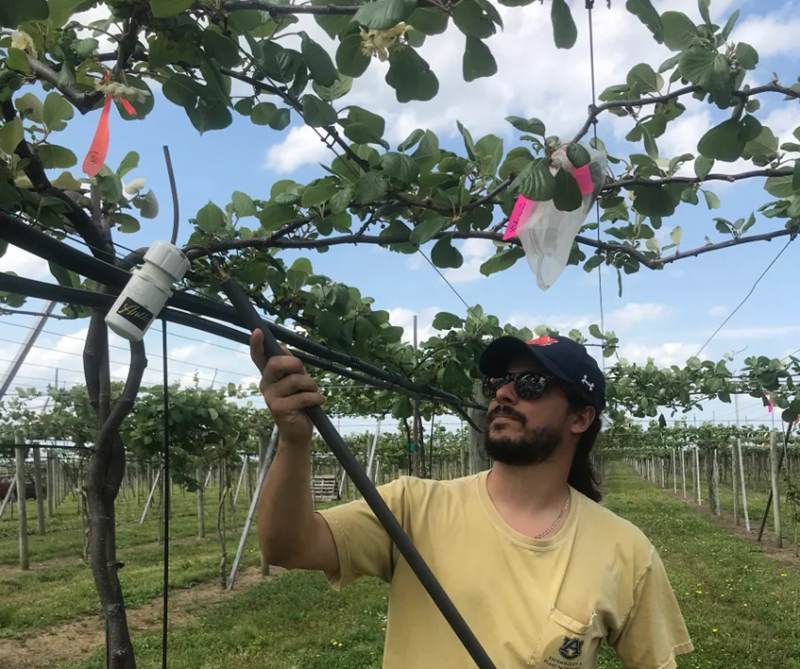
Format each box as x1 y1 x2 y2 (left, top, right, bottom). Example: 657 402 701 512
564 390 603 502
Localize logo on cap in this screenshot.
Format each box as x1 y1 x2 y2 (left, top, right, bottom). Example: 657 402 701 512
527 336 558 347
581 374 595 391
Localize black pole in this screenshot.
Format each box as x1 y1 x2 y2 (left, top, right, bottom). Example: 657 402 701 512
220 277 497 669
161 317 171 669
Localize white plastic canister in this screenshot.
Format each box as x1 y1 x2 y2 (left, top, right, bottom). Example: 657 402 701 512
105 241 189 341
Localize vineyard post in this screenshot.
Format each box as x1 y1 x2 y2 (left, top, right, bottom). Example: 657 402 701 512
769 431 783 547
15 433 29 570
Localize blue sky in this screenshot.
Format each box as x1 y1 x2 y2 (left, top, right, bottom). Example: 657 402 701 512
2 0 799 431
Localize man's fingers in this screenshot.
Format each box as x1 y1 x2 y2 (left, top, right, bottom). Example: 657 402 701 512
264 373 318 399
268 392 326 414
263 355 306 385
249 329 267 370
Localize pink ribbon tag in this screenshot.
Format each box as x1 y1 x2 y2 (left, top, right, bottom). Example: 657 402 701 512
119 97 137 117
573 164 594 196
504 195 536 241
82 95 112 177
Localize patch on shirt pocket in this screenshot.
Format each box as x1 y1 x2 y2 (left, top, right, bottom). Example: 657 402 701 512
532 608 600 669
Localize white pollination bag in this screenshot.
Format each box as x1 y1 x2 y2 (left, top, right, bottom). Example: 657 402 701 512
504 145 606 290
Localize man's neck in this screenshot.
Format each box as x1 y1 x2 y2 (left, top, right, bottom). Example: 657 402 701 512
486 457 571 514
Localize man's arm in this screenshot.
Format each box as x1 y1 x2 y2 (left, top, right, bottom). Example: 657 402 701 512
250 328 339 578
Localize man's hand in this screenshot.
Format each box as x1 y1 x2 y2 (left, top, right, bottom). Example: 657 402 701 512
249 329 325 446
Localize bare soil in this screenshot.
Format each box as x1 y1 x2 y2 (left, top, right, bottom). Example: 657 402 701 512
0 566 285 669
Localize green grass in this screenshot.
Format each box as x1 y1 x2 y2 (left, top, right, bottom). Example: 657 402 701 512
57 464 800 668
0 484 264 637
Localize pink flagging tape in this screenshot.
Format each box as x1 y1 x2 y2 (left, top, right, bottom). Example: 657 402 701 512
573 164 594 196
504 195 536 240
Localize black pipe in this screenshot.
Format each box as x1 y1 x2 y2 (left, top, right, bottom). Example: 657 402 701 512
220 277 497 669
0 214 476 410
0 273 471 412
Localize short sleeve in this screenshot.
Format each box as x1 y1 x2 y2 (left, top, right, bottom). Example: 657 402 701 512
611 547 694 669
317 476 410 589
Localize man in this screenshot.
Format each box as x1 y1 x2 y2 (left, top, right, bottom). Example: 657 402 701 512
251 330 693 668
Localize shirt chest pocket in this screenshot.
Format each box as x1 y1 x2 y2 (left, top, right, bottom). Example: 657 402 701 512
530 608 603 669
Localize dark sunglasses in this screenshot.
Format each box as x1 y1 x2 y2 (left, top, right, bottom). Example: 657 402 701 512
481 372 554 401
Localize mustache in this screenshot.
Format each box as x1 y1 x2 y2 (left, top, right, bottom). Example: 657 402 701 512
488 405 525 424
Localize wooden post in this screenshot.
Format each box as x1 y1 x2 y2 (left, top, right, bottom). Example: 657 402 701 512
672 449 677 494
15 434 29 570
46 451 55 518
731 444 738 525
680 447 686 498
769 431 783 547
32 446 45 535
737 439 751 532
196 465 205 538
710 447 720 515
694 446 702 505
468 380 489 475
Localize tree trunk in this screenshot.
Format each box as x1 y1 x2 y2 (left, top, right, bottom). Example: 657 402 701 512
468 380 489 474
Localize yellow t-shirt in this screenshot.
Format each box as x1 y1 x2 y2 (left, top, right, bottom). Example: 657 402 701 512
318 471 693 669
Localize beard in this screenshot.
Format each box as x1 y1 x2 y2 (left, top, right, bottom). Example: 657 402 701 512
485 407 562 465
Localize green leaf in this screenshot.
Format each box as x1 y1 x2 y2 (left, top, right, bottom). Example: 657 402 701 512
697 0 711 26
15 93 43 123
301 33 338 86
433 311 463 329
48 0 85 27
150 0 193 18
764 176 793 198
452 0 496 38
744 126 778 161
313 74 353 101
37 145 77 169
386 47 438 102
398 129 425 152
301 178 338 207
457 120 477 160
631 184 682 217
381 152 419 183
133 190 159 219
251 102 279 125
661 11 697 51
516 159 555 201
354 172 388 204
703 190 720 210
0 0 47 27
505 116 545 135
671 225 682 245
7 48 31 74
196 202 226 233
410 216 448 244
0 118 23 155
408 7 448 34
336 33 370 77
353 0 409 29
793 160 800 192
694 155 714 179
627 63 662 93
480 247 525 276
341 106 386 145
300 95 337 127
697 118 743 162
463 36 497 82
626 0 663 42
735 42 758 70
412 130 440 170
551 0 577 49
232 191 256 217
328 185 354 214
679 46 715 84
430 236 463 268
721 9 740 40
111 213 140 234
474 134 503 176
201 30 241 68
566 143 590 168
553 169 582 211
117 151 140 178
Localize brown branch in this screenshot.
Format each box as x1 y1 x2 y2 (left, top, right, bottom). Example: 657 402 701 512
25 56 102 114
657 227 796 267
572 83 800 145
221 0 362 14
604 168 793 191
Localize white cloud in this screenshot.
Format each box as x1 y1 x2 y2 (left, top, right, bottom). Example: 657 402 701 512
442 238 495 284
265 125 332 173
606 302 670 330
505 311 593 333
387 306 440 344
714 325 800 340
0 246 50 280
736 3 800 58
708 304 728 317
762 106 800 144
618 341 702 367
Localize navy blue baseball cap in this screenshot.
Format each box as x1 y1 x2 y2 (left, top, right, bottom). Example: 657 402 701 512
479 335 606 410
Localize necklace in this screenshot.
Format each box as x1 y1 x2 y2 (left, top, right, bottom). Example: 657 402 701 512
533 490 571 539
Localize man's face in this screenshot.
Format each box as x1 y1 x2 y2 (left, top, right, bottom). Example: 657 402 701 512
484 357 573 466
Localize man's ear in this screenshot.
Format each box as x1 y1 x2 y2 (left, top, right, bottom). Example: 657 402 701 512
570 405 596 436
